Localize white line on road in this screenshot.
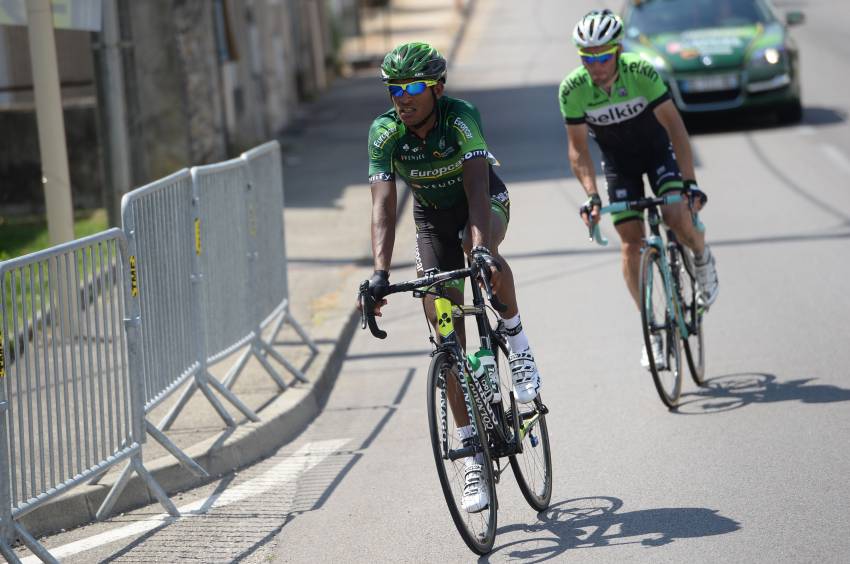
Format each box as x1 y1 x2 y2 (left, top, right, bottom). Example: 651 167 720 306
796 125 817 136
821 144 850 174
21 439 350 563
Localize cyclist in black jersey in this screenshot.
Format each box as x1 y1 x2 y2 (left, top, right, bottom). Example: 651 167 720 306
560 9 720 370
363 42 542 513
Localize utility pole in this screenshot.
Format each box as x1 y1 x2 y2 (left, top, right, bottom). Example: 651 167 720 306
26 0 74 245
96 0 132 226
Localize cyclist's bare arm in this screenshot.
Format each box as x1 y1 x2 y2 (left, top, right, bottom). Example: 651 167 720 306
462 157 491 250
370 179 397 271
654 100 697 186
462 157 502 294
566 123 600 224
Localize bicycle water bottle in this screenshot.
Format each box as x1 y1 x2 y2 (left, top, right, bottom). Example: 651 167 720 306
470 349 500 404
467 352 494 404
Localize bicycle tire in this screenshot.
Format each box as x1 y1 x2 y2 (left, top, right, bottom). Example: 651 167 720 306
675 246 706 386
427 350 497 554
492 341 552 511
508 396 552 512
640 246 683 408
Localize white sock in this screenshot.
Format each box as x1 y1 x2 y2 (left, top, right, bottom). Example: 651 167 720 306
456 425 481 465
502 313 529 354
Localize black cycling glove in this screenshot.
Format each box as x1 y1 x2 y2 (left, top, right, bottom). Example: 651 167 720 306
684 180 708 207
368 270 390 300
579 193 602 218
471 245 501 271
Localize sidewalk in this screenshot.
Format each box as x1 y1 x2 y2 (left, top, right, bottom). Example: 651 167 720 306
16 0 474 544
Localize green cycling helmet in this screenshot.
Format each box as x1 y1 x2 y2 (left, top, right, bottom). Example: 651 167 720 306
380 42 447 83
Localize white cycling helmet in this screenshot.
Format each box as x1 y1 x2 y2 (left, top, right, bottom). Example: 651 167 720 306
573 9 624 48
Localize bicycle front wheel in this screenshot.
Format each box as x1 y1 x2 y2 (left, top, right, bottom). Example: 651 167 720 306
427 350 497 555
676 246 706 386
640 246 683 408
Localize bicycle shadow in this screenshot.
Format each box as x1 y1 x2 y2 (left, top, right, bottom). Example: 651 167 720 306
676 372 850 414
485 496 739 563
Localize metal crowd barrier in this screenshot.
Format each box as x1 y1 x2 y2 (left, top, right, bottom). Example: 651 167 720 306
0 230 177 563
94 171 210 516
160 142 315 430
0 141 315 562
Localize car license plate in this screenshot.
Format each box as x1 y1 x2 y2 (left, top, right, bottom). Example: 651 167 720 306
681 74 739 93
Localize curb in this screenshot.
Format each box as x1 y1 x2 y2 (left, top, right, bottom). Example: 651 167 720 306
19 308 362 539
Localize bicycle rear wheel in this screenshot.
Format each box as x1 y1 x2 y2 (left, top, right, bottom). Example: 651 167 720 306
640 246 683 408
493 341 552 511
427 350 497 555
509 397 552 511
675 246 706 386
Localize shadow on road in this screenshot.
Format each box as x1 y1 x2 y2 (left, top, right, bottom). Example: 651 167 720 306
684 105 847 136
488 495 739 563
676 372 850 414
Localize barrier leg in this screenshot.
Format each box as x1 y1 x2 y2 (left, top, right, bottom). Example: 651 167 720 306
12 523 56 564
285 310 319 353
132 457 179 518
221 346 253 389
95 460 133 520
202 373 260 423
251 342 289 390
196 376 237 427
146 421 208 478
0 541 23 564
256 339 308 384
158 380 199 431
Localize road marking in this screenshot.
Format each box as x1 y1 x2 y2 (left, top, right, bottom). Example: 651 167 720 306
796 125 816 136
821 144 850 174
21 439 350 563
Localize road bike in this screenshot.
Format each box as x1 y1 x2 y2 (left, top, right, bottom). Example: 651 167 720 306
358 258 552 554
589 194 706 408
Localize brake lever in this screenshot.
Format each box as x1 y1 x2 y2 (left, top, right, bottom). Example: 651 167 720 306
358 279 388 339
475 258 508 313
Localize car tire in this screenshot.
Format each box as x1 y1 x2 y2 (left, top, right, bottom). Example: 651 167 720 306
777 100 803 124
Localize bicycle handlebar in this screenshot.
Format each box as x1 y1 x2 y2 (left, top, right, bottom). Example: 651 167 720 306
358 262 507 340
586 193 705 246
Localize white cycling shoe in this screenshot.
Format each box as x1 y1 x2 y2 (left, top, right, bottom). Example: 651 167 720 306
509 349 541 404
694 247 719 308
461 461 489 513
640 334 666 371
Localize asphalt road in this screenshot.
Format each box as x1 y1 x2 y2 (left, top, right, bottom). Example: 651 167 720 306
18 0 850 562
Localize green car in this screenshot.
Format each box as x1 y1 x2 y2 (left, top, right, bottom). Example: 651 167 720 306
621 0 804 122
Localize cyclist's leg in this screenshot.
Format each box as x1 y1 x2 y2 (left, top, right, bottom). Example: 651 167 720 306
461 174 517 317
462 168 541 403
604 158 646 311
414 203 470 426
615 220 644 310
650 143 706 255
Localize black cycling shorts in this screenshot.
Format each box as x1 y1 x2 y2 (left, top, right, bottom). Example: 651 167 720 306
413 165 509 277
601 142 684 224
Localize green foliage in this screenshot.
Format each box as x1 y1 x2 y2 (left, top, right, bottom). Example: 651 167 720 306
0 209 107 261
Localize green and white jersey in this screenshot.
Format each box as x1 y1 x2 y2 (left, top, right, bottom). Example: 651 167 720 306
368 96 498 209
558 52 672 162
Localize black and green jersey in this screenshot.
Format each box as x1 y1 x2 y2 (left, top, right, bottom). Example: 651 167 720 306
368 96 498 209
558 52 672 163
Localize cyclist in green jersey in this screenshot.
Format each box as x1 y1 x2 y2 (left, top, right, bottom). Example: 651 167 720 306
560 9 719 370
363 42 542 513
